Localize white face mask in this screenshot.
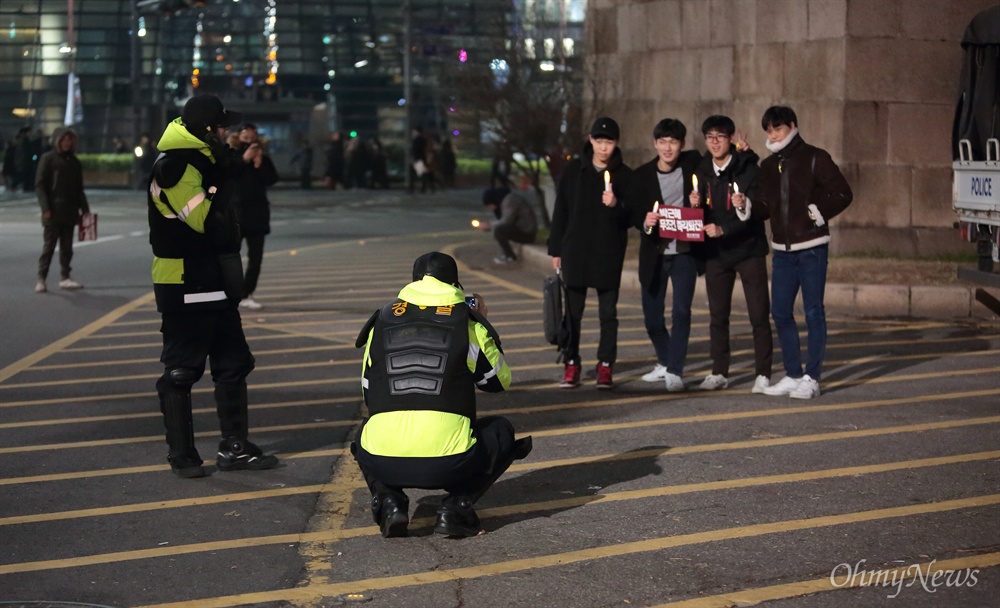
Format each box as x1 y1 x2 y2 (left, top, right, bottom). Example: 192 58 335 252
765 127 799 154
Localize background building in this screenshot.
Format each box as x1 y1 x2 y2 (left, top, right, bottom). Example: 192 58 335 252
1 0 587 176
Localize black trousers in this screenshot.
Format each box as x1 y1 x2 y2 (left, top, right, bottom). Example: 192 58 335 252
38 222 75 280
352 415 517 503
563 286 620 365
242 233 266 298
704 256 773 378
493 224 536 259
156 308 255 391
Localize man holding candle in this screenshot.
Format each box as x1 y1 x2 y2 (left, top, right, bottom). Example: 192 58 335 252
548 117 632 389
753 106 853 399
689 115 772 393
629 118 703 391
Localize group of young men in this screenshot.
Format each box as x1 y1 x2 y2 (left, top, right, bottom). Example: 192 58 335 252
547 106 854 400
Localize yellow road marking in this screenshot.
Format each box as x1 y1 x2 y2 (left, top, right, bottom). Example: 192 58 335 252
3 415 993 487
1 386 996 455
0 292 155 383
649 552 1000 607
0 396 359 429
125 494 1000 608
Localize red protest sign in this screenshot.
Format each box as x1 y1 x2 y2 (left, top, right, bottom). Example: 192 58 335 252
658 206 704 242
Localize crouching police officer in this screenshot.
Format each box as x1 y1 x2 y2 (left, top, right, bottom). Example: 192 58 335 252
148 94 278 478
352 252 532 538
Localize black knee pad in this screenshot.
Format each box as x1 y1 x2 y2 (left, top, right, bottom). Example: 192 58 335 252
169 367 203 389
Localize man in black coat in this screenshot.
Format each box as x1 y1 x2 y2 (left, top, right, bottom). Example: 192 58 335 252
231 123 279 310
547 117 632 389
629 119 702 392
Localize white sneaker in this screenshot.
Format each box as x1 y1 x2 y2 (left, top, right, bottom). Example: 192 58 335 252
762 375 800 396
698 374 728 391
239 297 263 310
751 375 770 394
492 255 516 265
641 364 668 382
35 280 47 293
790 375 820 399
664 372 685 392
59 278 83 290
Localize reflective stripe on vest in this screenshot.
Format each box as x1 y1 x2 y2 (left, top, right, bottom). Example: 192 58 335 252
183 290 227 304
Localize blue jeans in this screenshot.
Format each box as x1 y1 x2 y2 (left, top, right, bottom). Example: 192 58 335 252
771 245 828 380
640 253 697 376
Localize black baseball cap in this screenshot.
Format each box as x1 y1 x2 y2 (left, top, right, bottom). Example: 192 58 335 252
182 95 243 134
590 116 620 140
412 252 461 287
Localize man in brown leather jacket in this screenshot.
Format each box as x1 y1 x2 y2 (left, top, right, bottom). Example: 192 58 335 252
752 106 853 400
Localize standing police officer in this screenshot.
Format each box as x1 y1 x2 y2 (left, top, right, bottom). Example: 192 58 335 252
148 94 278 478
352 252 531 538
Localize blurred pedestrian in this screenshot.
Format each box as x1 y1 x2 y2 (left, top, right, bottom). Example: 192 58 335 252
35 128 89 293
410 128 433 193
2 139 16 191
134 133 157 190
370 139 390 189
547 117 633 389
290 137 313 189
439 137 457 188
324 131 345 189
351 251 531 538
490 144 513 189
477 187 537 264
148 94 278 478
232 122 278 311
345 135 370 189
754 105 853 400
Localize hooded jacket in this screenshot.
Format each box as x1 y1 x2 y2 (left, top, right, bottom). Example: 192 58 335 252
548 142 633 289
754 134 853 251
35 129 89 225
694 147 769 268
357 276 511 458
147 118 241 313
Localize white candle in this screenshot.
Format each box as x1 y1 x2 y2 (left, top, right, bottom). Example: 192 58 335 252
645 201 660 235
692 174 699 192
604 170 611 192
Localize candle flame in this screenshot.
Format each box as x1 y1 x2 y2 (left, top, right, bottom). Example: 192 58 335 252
471 219 480 228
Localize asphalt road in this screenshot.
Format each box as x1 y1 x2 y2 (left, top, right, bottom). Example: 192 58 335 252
1 186 998 608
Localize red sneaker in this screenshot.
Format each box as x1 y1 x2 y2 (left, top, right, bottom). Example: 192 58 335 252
596 362 614 389
560 361 581 389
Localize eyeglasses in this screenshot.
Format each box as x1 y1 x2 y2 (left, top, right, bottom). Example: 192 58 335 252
705 133 730 142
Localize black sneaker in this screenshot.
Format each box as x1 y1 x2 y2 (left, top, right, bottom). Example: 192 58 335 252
217 438 278 471
168 452 207 479
434 497 482 538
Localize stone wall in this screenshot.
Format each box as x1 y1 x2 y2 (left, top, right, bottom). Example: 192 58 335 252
584 0 997 256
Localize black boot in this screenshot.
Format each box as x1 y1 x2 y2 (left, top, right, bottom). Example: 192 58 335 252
434 495 481 538
159 391 206 479
372 493 409 538
215 382 278 471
